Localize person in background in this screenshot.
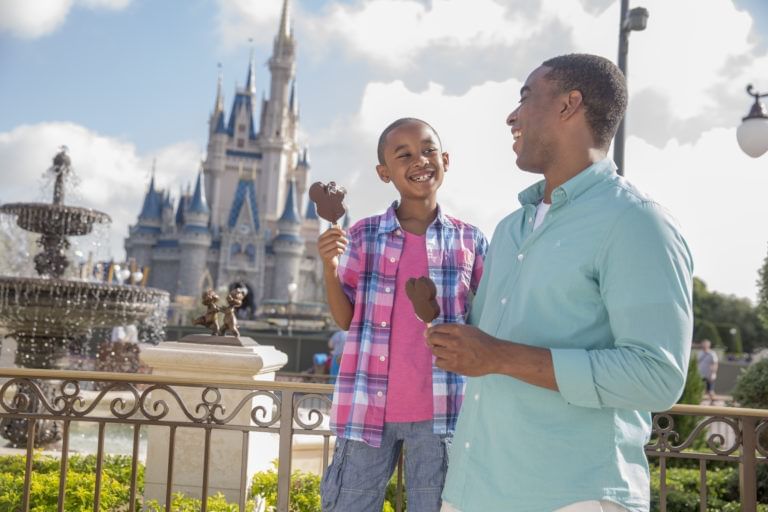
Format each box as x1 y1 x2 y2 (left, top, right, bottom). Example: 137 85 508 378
328 330 347 383
697 339 719 404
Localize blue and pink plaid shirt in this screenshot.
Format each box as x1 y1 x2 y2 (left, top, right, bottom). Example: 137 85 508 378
330 202 488 447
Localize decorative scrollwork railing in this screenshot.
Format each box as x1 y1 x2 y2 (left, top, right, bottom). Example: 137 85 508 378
2 368 766 512
644 404 768 512
0 368 335 512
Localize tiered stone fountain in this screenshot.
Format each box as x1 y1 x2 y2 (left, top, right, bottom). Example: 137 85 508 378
0 148 169 445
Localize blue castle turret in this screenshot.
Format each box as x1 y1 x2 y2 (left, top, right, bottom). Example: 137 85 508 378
272 179 304 301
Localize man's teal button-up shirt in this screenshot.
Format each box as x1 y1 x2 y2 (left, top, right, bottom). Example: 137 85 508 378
442 159 694 512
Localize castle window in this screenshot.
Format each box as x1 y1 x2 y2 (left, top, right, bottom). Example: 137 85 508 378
231 243 242 258
237 139 244 148
246 244 256 264
238 124 245 133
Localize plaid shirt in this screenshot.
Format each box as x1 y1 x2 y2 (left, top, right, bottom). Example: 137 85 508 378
330 202 488 447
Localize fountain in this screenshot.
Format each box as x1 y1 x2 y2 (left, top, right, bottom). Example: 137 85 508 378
0 148 169 445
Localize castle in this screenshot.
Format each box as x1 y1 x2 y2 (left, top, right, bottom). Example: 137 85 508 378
125 0 334 317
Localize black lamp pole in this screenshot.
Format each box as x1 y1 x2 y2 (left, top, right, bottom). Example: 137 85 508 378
614 0 649 176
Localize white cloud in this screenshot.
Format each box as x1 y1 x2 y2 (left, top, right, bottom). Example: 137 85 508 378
0 0 131 39
215 0 286 51
303 0 536 69
0 122 199 261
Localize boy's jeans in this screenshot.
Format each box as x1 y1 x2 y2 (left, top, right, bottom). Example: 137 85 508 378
321 420 449 512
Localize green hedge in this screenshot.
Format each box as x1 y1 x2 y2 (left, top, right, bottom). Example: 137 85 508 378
3 453 764 511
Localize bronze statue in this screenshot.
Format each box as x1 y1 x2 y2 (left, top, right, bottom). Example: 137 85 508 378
192 289 221 335
219 288 246 337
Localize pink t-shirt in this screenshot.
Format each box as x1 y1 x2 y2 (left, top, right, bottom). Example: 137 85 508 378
384 231 434 422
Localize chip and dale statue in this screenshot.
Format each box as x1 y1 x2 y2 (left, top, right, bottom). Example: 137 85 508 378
192 288 246 337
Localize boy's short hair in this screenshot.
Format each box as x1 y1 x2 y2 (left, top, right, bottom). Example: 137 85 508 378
541 53 627 148
377 117 443 165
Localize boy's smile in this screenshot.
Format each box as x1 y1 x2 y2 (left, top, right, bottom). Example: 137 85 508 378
376 121 448 200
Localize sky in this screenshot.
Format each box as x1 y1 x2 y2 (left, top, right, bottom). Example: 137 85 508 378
1 0 768 301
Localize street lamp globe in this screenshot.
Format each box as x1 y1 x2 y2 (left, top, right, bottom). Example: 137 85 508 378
737 84 768 158
626 7 649 31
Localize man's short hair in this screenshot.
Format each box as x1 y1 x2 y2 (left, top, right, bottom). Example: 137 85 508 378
541 54 628 148
377 117 442 165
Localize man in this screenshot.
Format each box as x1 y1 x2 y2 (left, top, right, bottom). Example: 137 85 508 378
697 339 719 403
427 54 693 512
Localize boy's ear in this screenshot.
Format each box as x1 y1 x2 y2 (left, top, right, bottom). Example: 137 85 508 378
442 151 450 172
376 164 391 183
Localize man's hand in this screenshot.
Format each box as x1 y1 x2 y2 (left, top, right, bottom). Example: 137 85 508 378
425 323 501 377
426 323 559 390
317 226 348 272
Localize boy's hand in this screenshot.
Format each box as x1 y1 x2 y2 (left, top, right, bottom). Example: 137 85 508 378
318 226 348 272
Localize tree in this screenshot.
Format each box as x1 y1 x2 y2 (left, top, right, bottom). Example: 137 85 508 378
757 247 768 333
693 319 723 348
716 324 743 354
693 277 766 352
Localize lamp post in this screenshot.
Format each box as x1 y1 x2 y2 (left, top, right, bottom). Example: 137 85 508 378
614 0 649 176
736 84 768 158
287 282 298 336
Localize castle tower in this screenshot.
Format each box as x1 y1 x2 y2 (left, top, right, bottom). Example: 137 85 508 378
177 169 211 298
271 178 304 302
260 0 298 222
125 170 162 270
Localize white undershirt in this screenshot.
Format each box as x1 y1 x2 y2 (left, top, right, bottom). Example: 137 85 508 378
534 200 551 230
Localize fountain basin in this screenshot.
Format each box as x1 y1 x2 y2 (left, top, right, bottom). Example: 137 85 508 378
0 276 168 339
0 203 111 237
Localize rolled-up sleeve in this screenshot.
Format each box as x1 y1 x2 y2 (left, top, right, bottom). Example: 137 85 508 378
552 202 693 412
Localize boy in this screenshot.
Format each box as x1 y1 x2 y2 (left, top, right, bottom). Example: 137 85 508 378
317 118 488 512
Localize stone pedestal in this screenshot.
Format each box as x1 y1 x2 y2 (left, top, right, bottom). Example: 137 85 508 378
140 335 287 504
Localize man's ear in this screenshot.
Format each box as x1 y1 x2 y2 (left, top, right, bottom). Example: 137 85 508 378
442 151 450 172
376 164 391 183
560 90 583 120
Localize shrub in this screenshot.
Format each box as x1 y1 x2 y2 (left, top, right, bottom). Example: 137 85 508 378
144 492 253 511
732 358 768 409
671 356 706 449
248 462 402 511
0 453 144 512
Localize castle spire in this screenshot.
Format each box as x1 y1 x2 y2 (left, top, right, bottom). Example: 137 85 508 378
289 79 298 116
278 178 300 224
245 39 256 95
214 63 224 112
278 0 291 44
188 168 210 215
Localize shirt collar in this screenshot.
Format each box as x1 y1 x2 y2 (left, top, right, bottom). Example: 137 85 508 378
517 158 617 207
377 200 454 235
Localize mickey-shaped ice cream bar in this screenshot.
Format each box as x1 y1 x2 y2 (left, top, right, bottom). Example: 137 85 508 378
309 181 347 225
405 276 441 325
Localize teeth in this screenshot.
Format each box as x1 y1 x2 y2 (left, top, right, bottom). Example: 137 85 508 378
410 173 433 182
513 130 522 140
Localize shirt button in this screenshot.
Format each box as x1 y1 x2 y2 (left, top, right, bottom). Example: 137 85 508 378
474 393 480 401
380 321 387 327
377 391 383 397
379 355 386 362
395 230 402 236
500 298 507 305
517 253 524 261
465 442 471 449
528 217 533 223
389 257 396 263
385 287 391 293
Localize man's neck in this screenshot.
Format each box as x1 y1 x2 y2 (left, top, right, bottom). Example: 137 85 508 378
541 148 607 203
